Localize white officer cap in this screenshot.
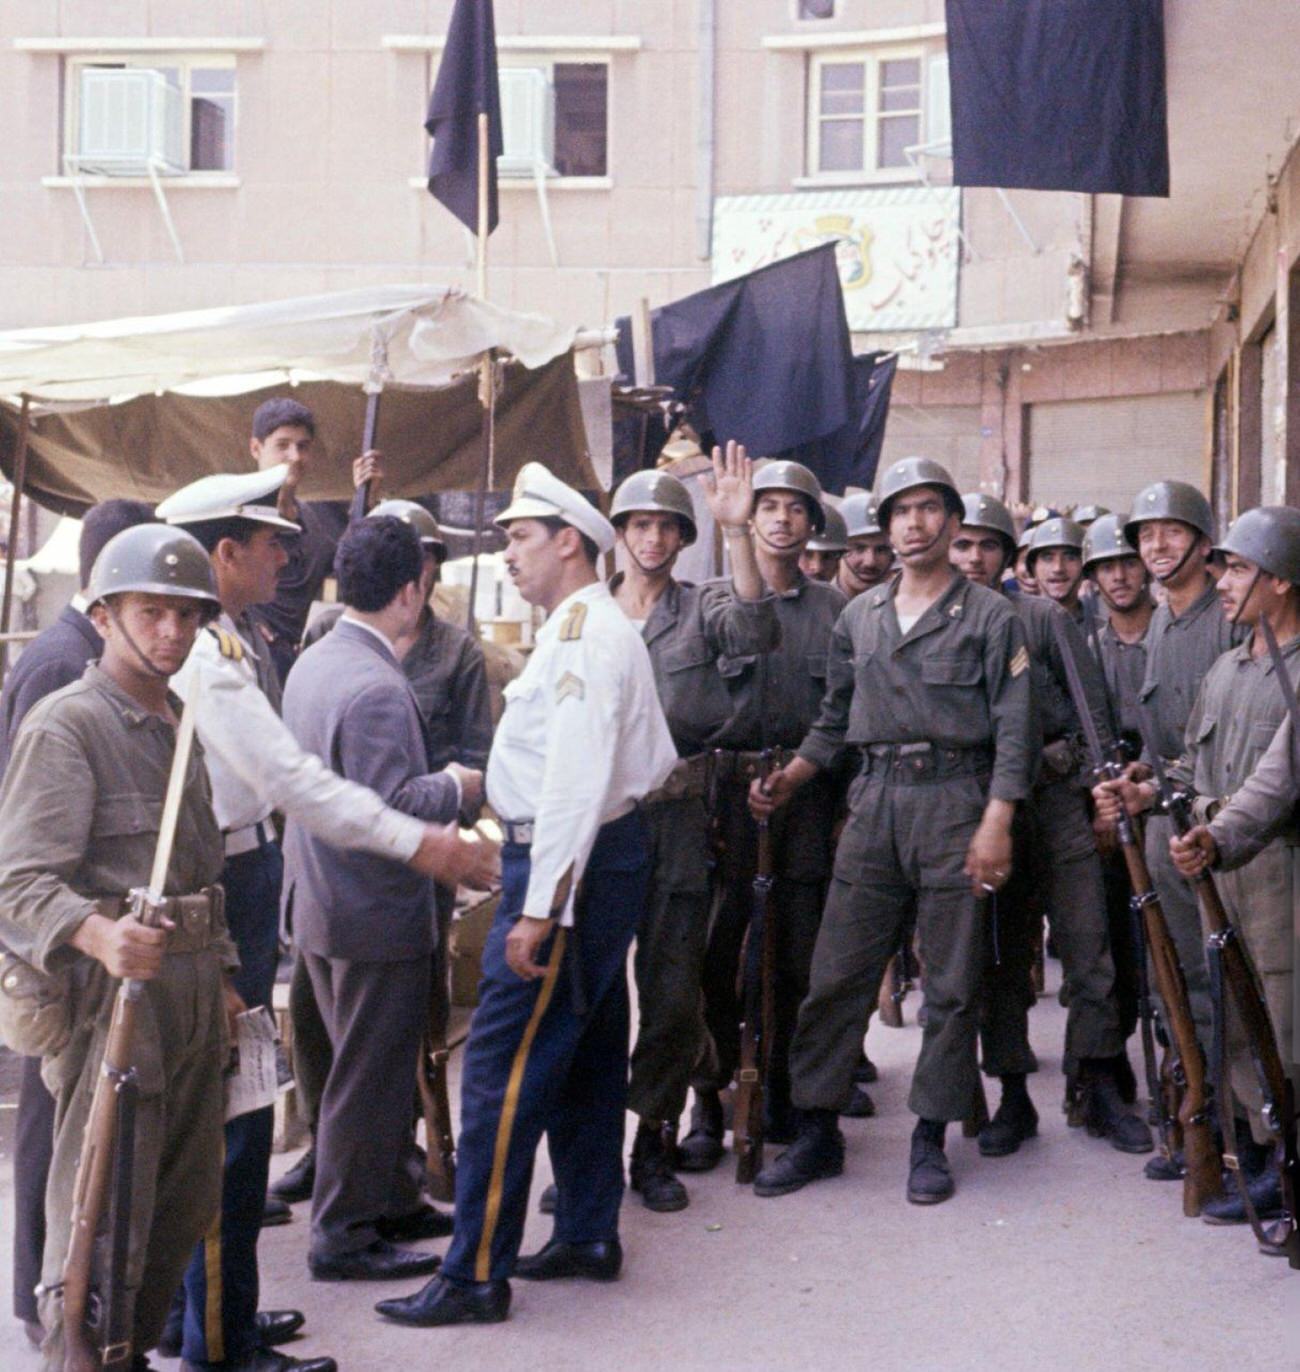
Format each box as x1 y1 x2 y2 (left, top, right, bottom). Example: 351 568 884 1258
156 464 301 533
494 462 615 555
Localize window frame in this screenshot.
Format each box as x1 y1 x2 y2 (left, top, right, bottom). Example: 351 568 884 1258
804 43 939 186
60 51 239 178
424 50 613 186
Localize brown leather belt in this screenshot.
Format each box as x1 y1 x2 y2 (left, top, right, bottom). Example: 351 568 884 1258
861 741 993 785
95 886 226 954
709 748 792 785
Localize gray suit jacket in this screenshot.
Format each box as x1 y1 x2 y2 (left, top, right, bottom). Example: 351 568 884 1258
281 617 459 961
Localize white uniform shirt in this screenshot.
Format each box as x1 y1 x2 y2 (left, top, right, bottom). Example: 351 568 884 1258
487 581 676 925
171 612 424 861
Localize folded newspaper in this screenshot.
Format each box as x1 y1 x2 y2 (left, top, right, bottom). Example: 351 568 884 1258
224 1006 281 1122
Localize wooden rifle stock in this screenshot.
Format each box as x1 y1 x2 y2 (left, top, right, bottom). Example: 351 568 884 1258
734 751 775 1184
416 1033 456 1204
877 955 903 1028
1157 780 1300 1266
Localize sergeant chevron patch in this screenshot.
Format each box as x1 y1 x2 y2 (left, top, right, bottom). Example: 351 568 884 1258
556 671 585 702
1009 646 1029 678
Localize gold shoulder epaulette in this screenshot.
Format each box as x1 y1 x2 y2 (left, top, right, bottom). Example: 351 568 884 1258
559 602 587 642
207 626 244 662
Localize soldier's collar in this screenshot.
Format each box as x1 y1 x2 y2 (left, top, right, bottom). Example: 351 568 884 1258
85 663 183 729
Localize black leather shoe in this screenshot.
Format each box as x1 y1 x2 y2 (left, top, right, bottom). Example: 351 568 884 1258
1144 1149 1185 1181
308 1239 441 1282
181 1352 336 1372
262 1197 293 1228
1082 1067 1154 1154
854 1054 879 1085
841 1084 876 1119
630 1125 688 1212
256 1311 306 1347
538 1181 558 1214
514 1239 622 1282
678 1090 725 1172
160 1309 307 1360
752 1113 844 1197
978 1097 1039 1158
1201 1164 1285 1226
375 1275 510 1326
269 1147 316 1205
377 1204 454 1242
907 1138 955 1205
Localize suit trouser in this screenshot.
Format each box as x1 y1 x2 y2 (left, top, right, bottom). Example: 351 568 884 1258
1146 814 1213 1048
304 949 429 1259
179 840 282 1366
38 951 227 1371
627 795 712 1124
1212 843 1300 1146
692 776 836 1116
442 810 649 1285
12 1055 55 1324
791 768 987 1123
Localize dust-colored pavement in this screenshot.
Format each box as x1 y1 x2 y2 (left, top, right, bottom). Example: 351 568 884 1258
1 965 1291 1372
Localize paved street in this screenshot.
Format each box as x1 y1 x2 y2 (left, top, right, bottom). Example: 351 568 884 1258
1 965 1290 1372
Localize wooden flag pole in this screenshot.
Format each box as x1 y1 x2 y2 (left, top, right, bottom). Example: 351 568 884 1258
467 109 495 634
1 395 32 677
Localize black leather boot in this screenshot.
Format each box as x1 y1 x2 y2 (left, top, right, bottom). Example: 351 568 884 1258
629 1122 688 1212
1081 1060 1153 1153
907 1119 954 1204
677 1090 725 1172
978 1076 1039 1158
752 1109 844 1197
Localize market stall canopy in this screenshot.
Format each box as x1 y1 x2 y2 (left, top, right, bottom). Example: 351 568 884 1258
0 285 595 515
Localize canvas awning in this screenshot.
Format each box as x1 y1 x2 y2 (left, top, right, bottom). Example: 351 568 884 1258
0 285 597 514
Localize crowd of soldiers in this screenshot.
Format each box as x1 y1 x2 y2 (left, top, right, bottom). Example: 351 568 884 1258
0 393 1296 1369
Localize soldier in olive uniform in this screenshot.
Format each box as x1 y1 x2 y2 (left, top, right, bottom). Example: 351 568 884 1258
834 494 893 602
748 459 1034 1205
1117 507 1300 1225
1026 517 1098 635
951 495 1150 1157
0 525 236 1371
606 446 778 1210
799 504 849 584
1082 515 1155 1051
681 461 846 1165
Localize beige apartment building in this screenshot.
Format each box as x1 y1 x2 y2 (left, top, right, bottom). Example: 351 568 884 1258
2 1 1300 519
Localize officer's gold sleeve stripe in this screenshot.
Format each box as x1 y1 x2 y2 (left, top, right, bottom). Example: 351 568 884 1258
474 929 567 1283
203 1208 224 1363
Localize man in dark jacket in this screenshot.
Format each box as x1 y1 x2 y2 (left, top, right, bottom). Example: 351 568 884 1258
280 517 480 1282
0 498 152 1349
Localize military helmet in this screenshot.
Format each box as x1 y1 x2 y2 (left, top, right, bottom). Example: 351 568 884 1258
1081 513 1139 572
806 503 849 553
1025 516 1086 568
1016 524 1037 552
1216 505 1300 585
1124 481 1214 545
368 499 447 558
840 491 881 539
875 456 962 528
752 460 826 533
1074 504 1111 527
959 492 1017 559
86 524 221 620
610 469 698 546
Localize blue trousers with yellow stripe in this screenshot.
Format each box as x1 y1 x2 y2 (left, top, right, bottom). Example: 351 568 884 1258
179 840 283 1366
442 809 649 1285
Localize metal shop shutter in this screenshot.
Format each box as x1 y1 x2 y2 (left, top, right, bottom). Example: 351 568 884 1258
877 404 983 494
1027 392 1205 513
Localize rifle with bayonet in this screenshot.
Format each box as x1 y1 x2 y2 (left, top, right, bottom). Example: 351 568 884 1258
734 749 775 1184
62 705 199 1372
1051 617 1220 1215
1160 620 1300 1267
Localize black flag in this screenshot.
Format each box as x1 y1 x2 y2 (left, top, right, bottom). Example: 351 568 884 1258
946 0 1169 198
782 352 898 496
424 0 504 233
614 244 854 458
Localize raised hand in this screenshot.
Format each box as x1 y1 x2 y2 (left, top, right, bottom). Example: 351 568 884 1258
703 440 754 530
